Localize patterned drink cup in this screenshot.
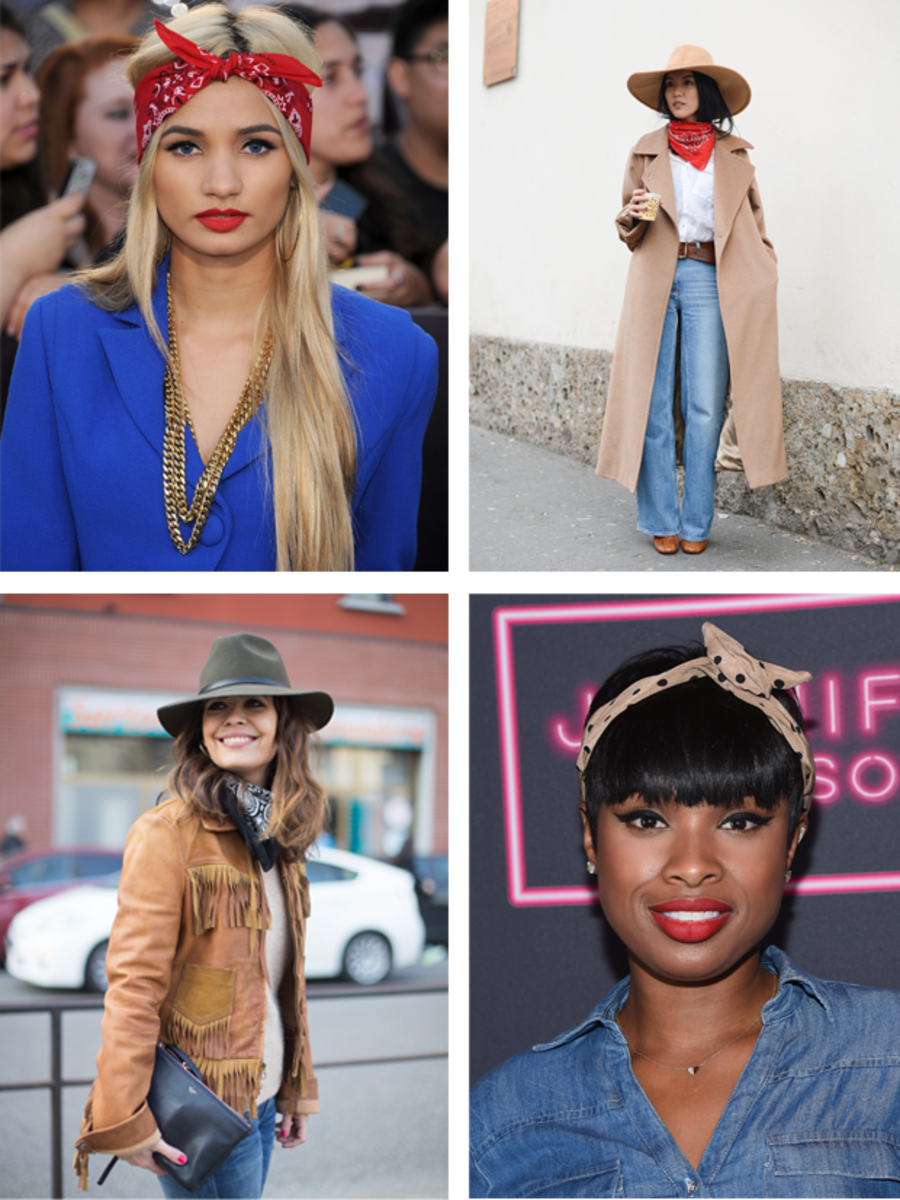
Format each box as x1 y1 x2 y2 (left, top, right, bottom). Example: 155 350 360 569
640 193 662 221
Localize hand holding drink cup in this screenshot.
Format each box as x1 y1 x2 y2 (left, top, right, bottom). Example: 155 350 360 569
629 188 662 221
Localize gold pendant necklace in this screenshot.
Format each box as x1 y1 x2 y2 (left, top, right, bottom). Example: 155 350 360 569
162 273 274 555
617 972 777 1076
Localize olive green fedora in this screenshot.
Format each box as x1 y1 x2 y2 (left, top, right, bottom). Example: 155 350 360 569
156 633 334 737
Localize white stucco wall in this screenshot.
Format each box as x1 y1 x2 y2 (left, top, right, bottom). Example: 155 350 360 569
469 0 900 390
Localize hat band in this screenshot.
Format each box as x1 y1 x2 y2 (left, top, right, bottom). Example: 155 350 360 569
199 676 288 694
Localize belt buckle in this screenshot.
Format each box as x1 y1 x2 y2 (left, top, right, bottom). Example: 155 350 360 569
679 242 689 259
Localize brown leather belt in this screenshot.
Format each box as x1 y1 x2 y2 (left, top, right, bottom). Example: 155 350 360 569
678 240 716 264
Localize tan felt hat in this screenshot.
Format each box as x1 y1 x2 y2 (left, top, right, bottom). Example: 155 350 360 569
627 45 751 116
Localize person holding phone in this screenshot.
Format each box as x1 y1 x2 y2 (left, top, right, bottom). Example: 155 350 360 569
0 4 86 415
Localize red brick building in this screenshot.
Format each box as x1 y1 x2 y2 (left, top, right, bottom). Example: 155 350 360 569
0 594 447 859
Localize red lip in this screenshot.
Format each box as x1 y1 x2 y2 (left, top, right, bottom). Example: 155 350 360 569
649 898 732 913
196 213 248 231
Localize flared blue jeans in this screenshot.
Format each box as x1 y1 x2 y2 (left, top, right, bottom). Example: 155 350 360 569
636 257 729 542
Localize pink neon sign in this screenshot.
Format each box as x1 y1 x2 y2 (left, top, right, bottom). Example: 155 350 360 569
494 594 900 908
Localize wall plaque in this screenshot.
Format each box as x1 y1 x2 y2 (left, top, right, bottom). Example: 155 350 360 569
483 0 519 86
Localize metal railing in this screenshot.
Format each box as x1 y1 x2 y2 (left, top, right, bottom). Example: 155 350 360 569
0 981 448 1198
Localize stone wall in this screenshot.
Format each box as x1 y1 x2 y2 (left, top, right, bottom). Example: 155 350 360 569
470 335 900 564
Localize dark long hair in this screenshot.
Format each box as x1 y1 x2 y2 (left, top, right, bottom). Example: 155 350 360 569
581 644 806 840
0 4 45 228
165 696 328 862
657 69 734 136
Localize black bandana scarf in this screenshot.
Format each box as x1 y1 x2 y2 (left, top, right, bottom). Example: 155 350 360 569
222 775 282 871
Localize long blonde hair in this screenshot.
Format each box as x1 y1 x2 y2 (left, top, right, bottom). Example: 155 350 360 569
79 4 356 571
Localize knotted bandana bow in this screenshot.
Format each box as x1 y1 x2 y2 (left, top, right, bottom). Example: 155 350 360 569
577 622 816 812
134 19 322 164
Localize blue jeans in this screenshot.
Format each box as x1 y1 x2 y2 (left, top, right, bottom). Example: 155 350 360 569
636 256 729 541
157 1097 276 1200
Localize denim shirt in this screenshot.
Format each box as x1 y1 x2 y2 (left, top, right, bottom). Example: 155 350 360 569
470 947 900 1198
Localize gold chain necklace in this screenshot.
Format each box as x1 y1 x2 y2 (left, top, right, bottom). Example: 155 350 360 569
616 972 777 1076
162 274 274 555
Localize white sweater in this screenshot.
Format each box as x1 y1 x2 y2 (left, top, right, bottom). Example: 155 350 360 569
258 866 291 1106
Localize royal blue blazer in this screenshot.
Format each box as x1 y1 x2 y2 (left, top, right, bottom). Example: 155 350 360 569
0 258 437 571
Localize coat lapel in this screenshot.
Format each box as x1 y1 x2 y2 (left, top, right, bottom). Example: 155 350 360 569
714 136 756 257
639 129 678 235
634 129 756 255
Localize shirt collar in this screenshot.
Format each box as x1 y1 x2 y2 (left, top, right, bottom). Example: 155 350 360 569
531 945 834 1055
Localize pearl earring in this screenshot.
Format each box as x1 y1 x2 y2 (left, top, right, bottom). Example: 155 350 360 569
586 861 596 875
784 870 792 883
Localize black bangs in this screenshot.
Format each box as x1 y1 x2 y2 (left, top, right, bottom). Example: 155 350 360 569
582 662 806 835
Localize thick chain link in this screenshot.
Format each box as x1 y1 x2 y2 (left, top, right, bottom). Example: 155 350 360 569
162 274 273 554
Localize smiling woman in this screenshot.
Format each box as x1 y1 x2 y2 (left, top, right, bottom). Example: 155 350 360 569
470 623 900 1198
73 633 335 1198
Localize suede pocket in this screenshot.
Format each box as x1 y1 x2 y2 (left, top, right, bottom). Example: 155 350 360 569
172 963 236 1025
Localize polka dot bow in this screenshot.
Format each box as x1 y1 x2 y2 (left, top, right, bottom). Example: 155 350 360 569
134 19 322 164
577 622 816 812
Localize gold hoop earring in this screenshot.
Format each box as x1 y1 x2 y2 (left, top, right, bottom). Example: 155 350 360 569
277 189 301 262
156 222 171 262
277 214 300 262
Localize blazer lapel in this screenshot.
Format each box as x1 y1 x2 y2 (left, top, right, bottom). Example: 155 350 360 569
97 256 271 485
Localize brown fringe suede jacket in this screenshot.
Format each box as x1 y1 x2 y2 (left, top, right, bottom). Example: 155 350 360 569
73 797 318 1188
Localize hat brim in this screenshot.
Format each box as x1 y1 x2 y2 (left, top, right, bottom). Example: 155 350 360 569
627 63 751 116
157 685 334 738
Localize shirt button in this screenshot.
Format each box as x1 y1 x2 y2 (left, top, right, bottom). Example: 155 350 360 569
687 1184 698 1196
199 513 224 545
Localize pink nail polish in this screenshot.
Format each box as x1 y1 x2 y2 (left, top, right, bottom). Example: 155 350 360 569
178 1155 187 1164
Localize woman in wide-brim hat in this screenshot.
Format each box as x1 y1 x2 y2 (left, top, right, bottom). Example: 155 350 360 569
73 633 333 1199
596 45 787 557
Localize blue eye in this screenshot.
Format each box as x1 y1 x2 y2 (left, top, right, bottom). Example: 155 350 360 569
244 138 274 155
165 140 199 156
165 139 277 158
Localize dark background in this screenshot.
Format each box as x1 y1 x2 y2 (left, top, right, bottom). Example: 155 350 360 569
470 594 900 1086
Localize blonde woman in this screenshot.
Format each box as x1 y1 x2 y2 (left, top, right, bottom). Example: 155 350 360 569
73 633 333 1198
0 4 437 570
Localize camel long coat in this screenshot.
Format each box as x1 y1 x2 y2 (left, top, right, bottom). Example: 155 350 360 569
596 128 787 491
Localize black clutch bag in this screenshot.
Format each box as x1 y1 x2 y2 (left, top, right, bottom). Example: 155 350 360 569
98 1042 253 1193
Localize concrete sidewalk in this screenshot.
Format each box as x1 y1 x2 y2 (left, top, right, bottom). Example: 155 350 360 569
470 426 894 572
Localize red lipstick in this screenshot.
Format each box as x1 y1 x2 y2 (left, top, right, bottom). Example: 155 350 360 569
648 898 733 943
196 209 248 232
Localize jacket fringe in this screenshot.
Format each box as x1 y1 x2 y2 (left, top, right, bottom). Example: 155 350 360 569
187 864 271 948
74 1144 89 1191
167 1008 233 1061
282 863 308 1079
193 1054 263 1120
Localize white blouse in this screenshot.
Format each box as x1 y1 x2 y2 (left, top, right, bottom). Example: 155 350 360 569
669 147 715 243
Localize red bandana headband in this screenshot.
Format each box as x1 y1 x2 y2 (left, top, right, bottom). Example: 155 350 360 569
668 119 715 171
134 19 322 164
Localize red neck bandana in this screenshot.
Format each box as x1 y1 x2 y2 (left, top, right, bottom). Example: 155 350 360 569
134 19 322 164
668 120 715 171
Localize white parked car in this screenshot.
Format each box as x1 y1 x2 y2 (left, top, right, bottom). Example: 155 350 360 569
5 845 424 990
